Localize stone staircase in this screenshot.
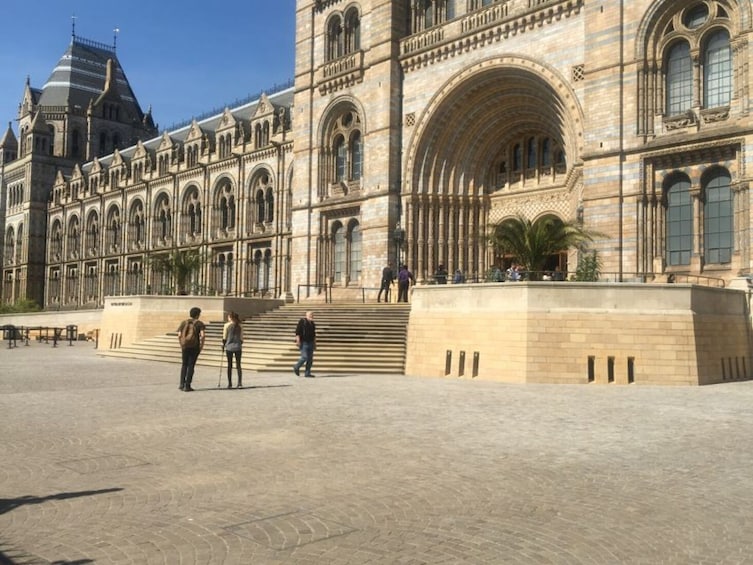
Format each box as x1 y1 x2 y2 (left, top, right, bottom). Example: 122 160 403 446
98 303 411 374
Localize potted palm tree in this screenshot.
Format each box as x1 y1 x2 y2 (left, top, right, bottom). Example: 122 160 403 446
489 215 602 281
149 247 204 295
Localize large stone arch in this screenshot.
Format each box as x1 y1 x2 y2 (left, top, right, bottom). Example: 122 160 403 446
402 56 584 281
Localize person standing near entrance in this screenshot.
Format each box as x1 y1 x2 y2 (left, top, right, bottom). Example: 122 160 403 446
177 307 206 391
378 262 395 302
397 264 415 302
293 311 317 378
223 311 244 389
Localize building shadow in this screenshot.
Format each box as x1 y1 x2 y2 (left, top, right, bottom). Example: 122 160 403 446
0 488 123 517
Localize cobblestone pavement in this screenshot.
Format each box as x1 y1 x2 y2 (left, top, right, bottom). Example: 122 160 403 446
2 342 753 564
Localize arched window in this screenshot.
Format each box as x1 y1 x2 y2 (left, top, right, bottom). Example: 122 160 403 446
349 222 362 282
703 169 733 264
152 196 171 244
526 138 537 170
327 16 344 60
228 195 236 229
256 189 266 223
666 41 693 115
666 175 693 266
67 216 81 259
4 227 14 264
345 8 360 53
351 132 363 180
106 207 121 251
704 30 732 108
265 188 274 223
542 138 552 168
51 221 63 259
512 144 522 171
85 214 99 254
15 224 22 262
335 135 347 182
333 223 345 282
325 109 363 190
129 201 145 248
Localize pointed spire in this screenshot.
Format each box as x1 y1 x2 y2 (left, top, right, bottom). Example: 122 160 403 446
0 122 18 148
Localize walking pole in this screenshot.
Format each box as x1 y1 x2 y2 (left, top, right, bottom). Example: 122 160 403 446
217 345 224 388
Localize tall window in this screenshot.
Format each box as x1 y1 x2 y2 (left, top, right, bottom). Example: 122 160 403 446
704 169 733 264
704 30 732 108
327 16 344 60
351 132 363 180
333 224 345 282
345 8 361 53
266 188 274 223
335 136 346 182
349 222 362 282
666 175 693 266
327 110 363 188
666 41 693 115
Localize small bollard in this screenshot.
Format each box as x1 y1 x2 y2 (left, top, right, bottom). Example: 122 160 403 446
472 351 479 378
445 350 452 376
458 350 466 377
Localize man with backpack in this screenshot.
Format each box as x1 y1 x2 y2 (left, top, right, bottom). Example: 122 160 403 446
177 307 206 392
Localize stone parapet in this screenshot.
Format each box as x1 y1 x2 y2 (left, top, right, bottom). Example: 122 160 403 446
405 283 751 385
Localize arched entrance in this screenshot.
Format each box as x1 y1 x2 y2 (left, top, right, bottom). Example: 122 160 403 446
403 58 583 282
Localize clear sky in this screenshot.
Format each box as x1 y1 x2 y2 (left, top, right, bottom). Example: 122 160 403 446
0 0 296 135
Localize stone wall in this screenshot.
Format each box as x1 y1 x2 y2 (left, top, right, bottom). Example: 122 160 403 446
99 296 284 349
405 283 752 386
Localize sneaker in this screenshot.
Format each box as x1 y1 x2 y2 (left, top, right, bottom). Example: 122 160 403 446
184 386 194 392
179 385 184 390
293 366 300 377
305 374 315 378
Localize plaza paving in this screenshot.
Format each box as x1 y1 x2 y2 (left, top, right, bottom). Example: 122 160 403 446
1 342 753 564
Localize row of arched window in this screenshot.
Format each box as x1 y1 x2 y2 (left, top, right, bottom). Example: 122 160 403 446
48 181 277 261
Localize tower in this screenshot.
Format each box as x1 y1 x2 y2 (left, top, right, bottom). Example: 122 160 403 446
1 34 157 306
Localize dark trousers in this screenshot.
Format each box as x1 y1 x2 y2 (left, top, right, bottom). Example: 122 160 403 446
180 347 200 388
377 281 391 302
226 349 242 386
398 281 410 302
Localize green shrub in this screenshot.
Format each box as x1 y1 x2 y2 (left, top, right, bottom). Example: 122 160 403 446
575 251 602 282
0 299 42 314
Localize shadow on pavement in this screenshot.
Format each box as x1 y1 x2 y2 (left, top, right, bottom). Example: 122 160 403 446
0 488 123 517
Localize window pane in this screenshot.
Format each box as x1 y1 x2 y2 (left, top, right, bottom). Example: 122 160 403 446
666 177 692 266
351 132 362 180
335 137 346 182
667 42 693 115
704 31 732 108
704 170 732 264
334 227 345 280
349 225 362 282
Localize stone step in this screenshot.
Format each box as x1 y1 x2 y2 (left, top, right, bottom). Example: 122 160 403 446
99 302 411 373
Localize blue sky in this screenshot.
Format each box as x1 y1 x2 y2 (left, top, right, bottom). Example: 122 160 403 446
0 0 296 134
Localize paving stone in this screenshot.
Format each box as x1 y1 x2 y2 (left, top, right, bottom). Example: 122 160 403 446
1 342 753 563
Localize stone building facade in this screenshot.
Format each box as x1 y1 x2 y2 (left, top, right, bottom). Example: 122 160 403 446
2 0 753 309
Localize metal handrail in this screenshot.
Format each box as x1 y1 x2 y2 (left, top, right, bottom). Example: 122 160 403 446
297 283 330 303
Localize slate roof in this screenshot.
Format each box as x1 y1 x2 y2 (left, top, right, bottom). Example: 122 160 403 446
38 36 146 121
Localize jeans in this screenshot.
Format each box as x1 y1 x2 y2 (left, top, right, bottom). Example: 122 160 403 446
180 347 200 388
294 341 315 377
226 349 242 385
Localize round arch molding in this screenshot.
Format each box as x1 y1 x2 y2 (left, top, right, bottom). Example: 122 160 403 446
401 56 584 282
405 56 584 197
